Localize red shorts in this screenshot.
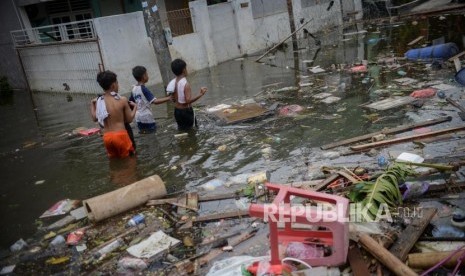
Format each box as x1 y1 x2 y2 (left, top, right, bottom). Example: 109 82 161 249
103 130 135 158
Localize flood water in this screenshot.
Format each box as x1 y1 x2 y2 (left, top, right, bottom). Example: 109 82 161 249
1 13 464 249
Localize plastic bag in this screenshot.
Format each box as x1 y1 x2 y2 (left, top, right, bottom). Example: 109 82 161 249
410 88 436 98
206 256 269 276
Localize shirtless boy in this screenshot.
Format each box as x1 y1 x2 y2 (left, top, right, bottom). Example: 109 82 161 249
91 71 137 158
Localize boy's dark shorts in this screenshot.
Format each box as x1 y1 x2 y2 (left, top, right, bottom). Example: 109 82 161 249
137 122 157 134
174 107 197 131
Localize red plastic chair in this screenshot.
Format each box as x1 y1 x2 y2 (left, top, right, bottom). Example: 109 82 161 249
248 183 349 274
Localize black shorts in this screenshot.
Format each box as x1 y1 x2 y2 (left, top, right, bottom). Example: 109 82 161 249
174 107 197 130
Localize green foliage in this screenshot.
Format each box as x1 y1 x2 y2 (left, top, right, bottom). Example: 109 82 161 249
349 162 416 219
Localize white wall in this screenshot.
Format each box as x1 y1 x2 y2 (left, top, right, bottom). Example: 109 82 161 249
169 33 209 70
93 12 162 94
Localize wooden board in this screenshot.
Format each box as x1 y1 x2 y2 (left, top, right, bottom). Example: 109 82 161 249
348 243 371 276
407 36 424 46
212 103 270 124
389 208 437 261
350 126 465 151
363 96 415 111
321 116 452 150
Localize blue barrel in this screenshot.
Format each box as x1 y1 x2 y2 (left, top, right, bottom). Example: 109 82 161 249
405 42 459 60
456 67 465 86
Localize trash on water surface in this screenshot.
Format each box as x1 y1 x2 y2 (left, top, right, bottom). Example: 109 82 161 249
0 265 16 275
410 88 436 98
10 239 27 253
49 235 66 248
117 257 147 274
432 225 465 238
285 242 324 259
396 152 424 163
321 96 341 104
78 128 100 136
126 230 180 259
349 65 367 73
39 199 79 218
279 105 304 116
201 179 225 191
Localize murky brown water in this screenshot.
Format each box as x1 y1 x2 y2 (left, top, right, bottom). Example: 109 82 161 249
1 13 463 249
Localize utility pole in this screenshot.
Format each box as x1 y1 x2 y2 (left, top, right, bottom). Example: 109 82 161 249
141 0 173 87
286 0 298 53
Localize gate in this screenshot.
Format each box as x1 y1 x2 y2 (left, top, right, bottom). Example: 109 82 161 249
12 19 103 94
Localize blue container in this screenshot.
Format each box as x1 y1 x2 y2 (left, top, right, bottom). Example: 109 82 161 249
455 67 465 86
127 214 145 227
405 42 459 60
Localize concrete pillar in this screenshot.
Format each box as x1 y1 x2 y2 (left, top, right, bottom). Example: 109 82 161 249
189 0 217 67
230 0 257 54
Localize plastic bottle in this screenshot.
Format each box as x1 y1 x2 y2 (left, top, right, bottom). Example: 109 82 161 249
377 156 389 167
127 214 145 227
94 238 123 260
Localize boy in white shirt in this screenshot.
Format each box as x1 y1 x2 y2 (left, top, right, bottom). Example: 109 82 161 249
130 66 171 134
166 59 207 131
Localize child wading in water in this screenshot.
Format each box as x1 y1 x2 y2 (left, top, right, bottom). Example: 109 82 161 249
91 71 137 158
167 59 207 131
130 66 172 134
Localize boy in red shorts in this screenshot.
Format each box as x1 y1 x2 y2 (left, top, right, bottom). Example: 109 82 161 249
91 71 137 158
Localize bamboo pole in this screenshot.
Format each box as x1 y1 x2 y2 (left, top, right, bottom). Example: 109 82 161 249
350 126 465 151
358 234 418 276
321 116 452 150
408 250 465 269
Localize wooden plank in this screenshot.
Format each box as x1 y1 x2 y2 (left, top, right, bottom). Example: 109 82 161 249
407 35 424 46
193 210 249 223
448 50 465 61
212 103 270 125
321 116 452 150
363 96 415 111
312 174 339 191
389 208 437 262
348 243 371 276
198 193 236 202
350 126 465 151
147 198 178 206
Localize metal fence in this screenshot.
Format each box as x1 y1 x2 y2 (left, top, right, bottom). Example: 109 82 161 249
17 41 103 94
164 8 195 37
11 19 95 47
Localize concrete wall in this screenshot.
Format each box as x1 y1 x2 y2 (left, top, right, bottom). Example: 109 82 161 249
0 0 27 89
93 12 162 94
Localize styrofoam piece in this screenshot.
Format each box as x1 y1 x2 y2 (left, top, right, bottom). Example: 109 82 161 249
396 152 424 163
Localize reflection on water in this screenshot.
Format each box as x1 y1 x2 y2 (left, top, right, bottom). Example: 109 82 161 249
1 14 463 248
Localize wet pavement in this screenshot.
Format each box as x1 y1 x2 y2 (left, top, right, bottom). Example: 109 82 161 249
1 12 465 252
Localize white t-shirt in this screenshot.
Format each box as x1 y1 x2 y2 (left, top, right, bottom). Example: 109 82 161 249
166 77 187 104
130 85 156 124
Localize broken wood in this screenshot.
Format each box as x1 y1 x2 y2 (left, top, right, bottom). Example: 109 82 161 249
389 208 437 262
408 249 465 269
147 192 236 206
350 126 465 151
358 233 418 276
169 202 199 212
198 193 237 202
407 35 424 46
313 174 339 191
199 229 257 265
348 242 371 276
193 210 249 223
321 116 451 150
